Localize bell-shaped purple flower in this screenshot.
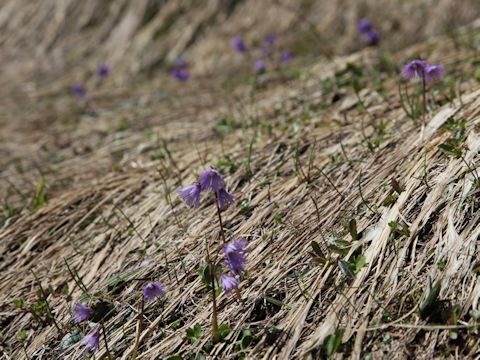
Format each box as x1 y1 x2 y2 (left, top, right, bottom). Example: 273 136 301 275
199 168 225 192
358 19 373 34
177 183 201 208
255 60 266 73
216 188 235 211
231 36 247 53
171 67 190 82
425 64 444 82
223 238 248 276
72 84 86 98
365 29 380 45
402 60 428 80
220 275 239 293
97 65 110 78
82 328 100 352
143 281 165 301
72 302 93 323
281 51 293 64
266 34 278 46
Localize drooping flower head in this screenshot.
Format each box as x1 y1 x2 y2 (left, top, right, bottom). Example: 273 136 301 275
143 281 166 301
170 58 190 82
402 60 428 80
220 275 239 293
231 36 247 53
365 29 380 45
255 59 266 73
281 51 293 64
199 168 225 192
171 67 190 82
223 238 248 276
72 302 93 323
216 188 235 211
177 183 201 208
97 65 110 78
358 18 373 34
424 64 444 82
82 328 100 352
266 33 278 46
72 84 86 98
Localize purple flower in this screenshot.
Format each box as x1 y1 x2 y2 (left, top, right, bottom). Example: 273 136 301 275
143 281 166 301
231 36 247 53
199 168 225 192
72 84 86 98
177 183 201 208
358 19 373 34
255 60 266 73
365 29 380 45
171 67 190 82
97 65 110 78
220 275 239 293
402 59 428 80
425 64 444 82
281 51 293 64
266 33 278 46
72 302 92 323
82 328 100 352
223 238 248 276
216 188 235 211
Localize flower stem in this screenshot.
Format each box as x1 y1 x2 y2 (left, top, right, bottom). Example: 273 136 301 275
100 320 112 360
214 193 226 244
210 263 220 343
131 297 144 360
421 75 427 140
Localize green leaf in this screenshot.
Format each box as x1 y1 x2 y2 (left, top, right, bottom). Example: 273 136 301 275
17 330 27 342
218 323 231 340
338 260 355 280
166 356 183 360
33 175 47 210
419 280 442 319
265 296 284 308
186 323 202 342
323 329 343 356
310 241 326 261
13 298 24 308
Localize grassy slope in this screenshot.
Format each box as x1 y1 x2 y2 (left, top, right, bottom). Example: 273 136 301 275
1 2 480 359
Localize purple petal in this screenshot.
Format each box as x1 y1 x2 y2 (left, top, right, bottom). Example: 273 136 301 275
82 328 100 351
143 281 166 301
199 168 225 192
72 302 92 323
177 183 201 208
425 64 444 82
402 59 428 80
216 188 235 211
220 275 239 293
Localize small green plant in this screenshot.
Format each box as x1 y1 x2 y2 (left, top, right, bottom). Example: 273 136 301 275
186 323 202 343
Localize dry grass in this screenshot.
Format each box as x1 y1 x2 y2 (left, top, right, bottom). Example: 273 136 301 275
1 2 480 359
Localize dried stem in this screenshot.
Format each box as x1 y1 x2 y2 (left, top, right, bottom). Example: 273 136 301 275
131 296 144 360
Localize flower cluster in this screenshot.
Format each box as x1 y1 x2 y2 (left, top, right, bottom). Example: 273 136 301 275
358 18 380 45
177 167 235 211
170 58 190 82
402 59 444 82
220 238 248 293
231 34 293 73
